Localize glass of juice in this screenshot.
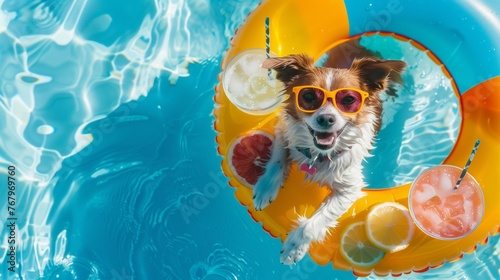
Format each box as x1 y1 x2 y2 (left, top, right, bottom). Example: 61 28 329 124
408 165 484 240
222 49 284 115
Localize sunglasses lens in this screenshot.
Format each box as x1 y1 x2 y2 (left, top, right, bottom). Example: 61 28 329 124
335 90 363 113
298 88 324 111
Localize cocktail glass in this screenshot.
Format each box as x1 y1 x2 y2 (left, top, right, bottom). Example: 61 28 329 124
222 49 284 115
408 165 484 240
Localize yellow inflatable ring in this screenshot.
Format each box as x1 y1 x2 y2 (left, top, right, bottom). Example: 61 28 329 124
214 0 500 276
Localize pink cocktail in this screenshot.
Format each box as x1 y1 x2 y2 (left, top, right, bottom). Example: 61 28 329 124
409 165 484 240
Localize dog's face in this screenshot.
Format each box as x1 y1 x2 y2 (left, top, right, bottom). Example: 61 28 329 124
263 54 406 152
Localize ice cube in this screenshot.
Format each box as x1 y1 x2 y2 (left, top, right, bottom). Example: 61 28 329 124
413 183 438 203
249 76 269 95
474 202 483 220
423 206 446 230
459 199 475 228
439 173 453 193
422 194 442 209
443 194 465 217
458 214 473 232
457 183 475 199
430 170 440 186
439 218 465 238
233 62 246 78
241 55 264 76
227 72 248 97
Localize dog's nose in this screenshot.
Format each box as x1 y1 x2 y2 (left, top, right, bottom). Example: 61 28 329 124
316 114 336 128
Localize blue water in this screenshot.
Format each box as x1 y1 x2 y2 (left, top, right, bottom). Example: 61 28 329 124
0 0 499 279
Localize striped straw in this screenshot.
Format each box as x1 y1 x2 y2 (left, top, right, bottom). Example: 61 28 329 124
265 17 271 79
454 139 481 190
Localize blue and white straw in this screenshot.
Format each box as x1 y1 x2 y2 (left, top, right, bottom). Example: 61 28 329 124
454 139 481 190
265 17 271 79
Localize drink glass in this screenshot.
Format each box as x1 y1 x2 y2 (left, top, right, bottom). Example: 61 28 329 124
222 49 284 115
408 165 484 240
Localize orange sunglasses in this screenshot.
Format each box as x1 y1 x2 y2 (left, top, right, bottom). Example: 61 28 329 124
292 85 369 114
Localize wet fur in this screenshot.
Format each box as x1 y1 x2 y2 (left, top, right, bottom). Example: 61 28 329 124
252 39 407 264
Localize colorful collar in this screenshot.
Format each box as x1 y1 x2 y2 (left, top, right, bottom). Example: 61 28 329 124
295 147 344 162
296 147 347 175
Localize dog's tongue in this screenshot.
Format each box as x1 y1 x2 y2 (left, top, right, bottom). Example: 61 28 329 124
315 131 336 145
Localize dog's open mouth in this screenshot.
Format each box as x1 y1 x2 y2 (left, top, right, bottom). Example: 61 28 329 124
307 125 345 150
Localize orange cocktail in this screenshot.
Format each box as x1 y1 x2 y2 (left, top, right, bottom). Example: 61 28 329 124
409 165 484 240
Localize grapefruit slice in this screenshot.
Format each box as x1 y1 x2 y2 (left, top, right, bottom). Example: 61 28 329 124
227 131 274 188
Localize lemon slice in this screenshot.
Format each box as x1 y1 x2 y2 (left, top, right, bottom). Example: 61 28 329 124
340 221 385 268
366 202 415 253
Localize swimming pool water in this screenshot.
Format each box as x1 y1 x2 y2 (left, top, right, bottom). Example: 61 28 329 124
0 0 499 279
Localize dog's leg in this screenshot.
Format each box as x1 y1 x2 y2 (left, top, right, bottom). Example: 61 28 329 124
253 124 289 211
280 188 364 264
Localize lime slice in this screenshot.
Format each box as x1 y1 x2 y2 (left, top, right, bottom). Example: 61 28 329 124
340 221 385 268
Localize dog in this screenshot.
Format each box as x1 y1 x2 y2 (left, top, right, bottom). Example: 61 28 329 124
252 40 407 264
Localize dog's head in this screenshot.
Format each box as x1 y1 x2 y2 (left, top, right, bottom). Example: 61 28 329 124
263 54 406 152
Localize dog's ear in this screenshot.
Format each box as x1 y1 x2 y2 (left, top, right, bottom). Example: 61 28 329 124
262 54 314 85
351 58 407 91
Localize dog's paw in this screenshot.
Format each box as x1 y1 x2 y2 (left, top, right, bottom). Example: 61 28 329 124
280 228 311 265
252 182 280 211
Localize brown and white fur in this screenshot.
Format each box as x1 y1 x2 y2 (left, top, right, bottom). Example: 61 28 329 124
252 40 407 264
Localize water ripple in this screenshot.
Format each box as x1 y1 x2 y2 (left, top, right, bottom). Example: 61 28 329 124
362 35 461 189
0 0 258 185
189 245 254 280
2 0 68 36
